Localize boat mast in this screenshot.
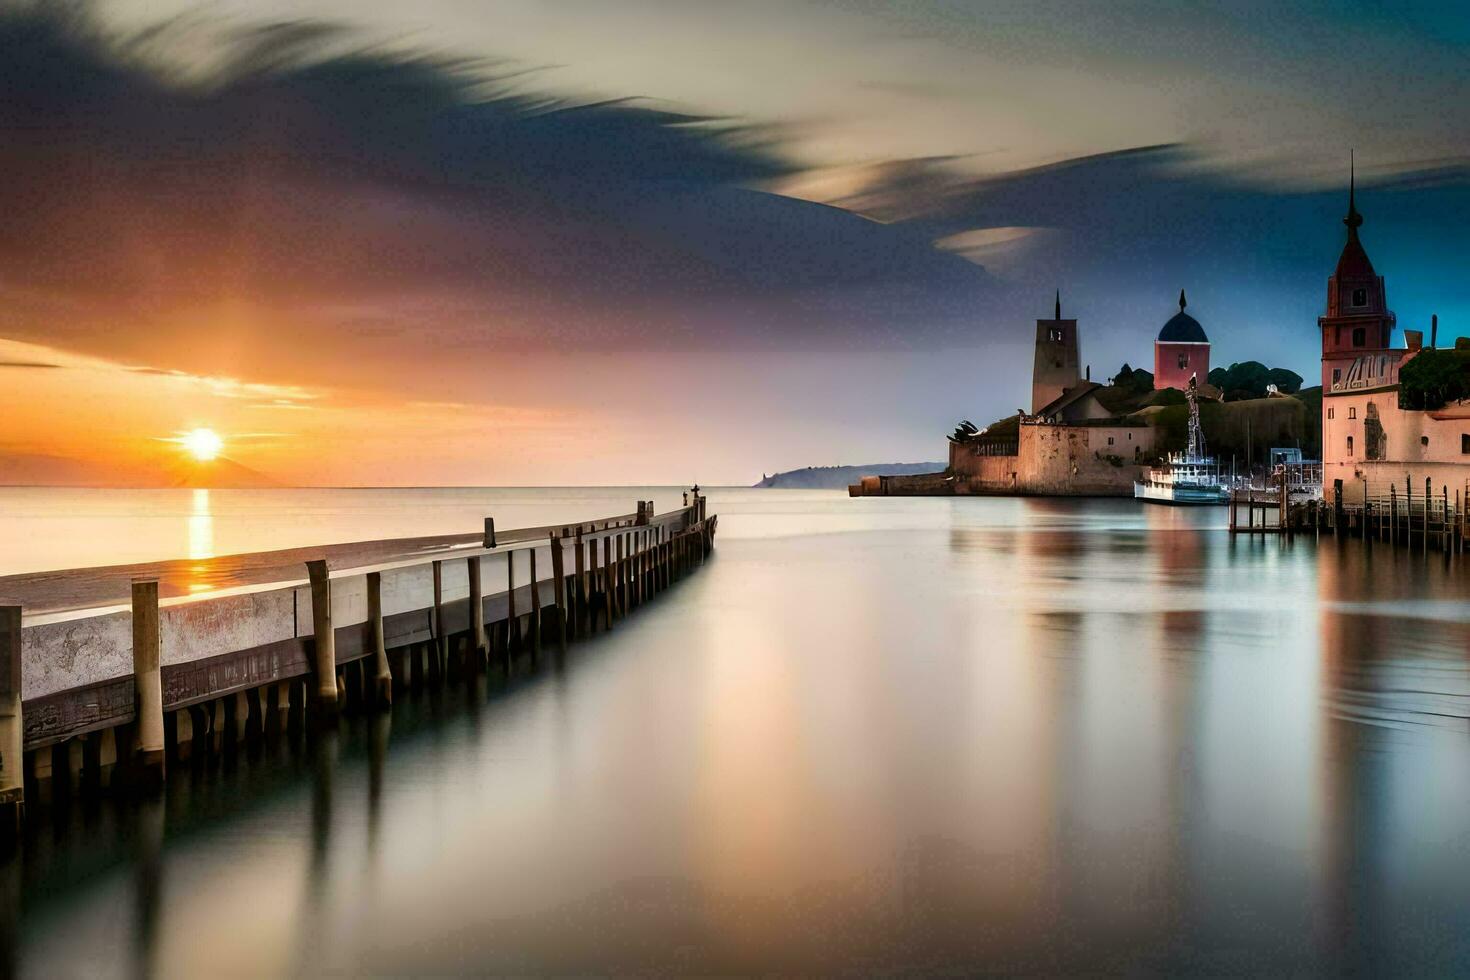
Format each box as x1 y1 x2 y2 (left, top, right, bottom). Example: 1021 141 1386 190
1185 373 1205 460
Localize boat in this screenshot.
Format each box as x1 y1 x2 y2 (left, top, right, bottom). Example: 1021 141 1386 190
1134 375 1229 505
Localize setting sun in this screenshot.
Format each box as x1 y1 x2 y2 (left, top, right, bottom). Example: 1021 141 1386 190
180 427 224 462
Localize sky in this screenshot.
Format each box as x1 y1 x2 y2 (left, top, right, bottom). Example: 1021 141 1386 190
1 1 1468 486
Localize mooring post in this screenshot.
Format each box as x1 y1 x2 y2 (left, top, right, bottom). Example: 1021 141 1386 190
0 606 23 834
468 556 488 663
483 517 496 549
430 559 447 681
305 560 339 722
614 534 625 619
1425 477 1433 555
130 580 166 785
366 571 392 707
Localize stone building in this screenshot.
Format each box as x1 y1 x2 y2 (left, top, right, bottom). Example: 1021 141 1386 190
1031 291 1080 413
1153 290 1210 391
1319 171 1470 495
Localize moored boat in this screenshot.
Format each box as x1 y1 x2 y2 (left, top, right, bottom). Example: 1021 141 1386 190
1134 375 1228 505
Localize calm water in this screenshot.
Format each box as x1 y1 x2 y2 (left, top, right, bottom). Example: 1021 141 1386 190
6 489 1470 975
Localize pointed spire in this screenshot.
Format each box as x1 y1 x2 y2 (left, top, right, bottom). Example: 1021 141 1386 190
1178 288 1187 311
1054 289 1061 320
1344 149 1363 237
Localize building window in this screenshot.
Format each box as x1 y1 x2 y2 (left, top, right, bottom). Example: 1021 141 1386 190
1348 407 1357 419
1107 436 1115 446
1177 353 1189 370
1422 436 1429 447
1333 368 1342 386
1462 434 1470 454
1049 328 1063 342
1352 327 1366 346
1351 288 1368 307
1347 436 1354 456
1328 407 1335 420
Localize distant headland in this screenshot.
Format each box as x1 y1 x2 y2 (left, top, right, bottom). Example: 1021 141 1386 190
755 463 945 490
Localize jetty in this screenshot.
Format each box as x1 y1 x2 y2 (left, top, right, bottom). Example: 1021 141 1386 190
0 493 716 835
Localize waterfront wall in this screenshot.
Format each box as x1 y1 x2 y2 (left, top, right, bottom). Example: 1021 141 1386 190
950 423 1154 496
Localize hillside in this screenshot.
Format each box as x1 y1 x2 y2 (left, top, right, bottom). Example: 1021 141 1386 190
755 463 945 489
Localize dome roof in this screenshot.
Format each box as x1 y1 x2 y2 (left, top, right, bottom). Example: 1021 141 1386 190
1158 289 1208 343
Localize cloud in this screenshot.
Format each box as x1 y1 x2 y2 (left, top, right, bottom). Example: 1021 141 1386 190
0 0 998 393
0 360 62 369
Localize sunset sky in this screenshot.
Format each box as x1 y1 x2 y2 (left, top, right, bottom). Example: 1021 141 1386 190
2 1 1468 486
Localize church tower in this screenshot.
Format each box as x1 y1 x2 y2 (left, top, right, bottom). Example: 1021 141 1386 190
1319 157 1396 392
1031 290 1080 413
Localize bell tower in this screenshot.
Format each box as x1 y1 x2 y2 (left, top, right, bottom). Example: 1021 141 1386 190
1319 156 1395 391
1031 290 1080 413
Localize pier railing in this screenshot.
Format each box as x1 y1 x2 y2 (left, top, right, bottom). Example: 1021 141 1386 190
0 494 717 832
1229 475 1469 556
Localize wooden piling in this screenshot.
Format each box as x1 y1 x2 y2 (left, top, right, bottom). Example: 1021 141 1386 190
468 556 488 662
614 534 625 619
483 517 497 549
431 560 447 680
529 547 542 653
550 534 568 650
130 580 166 784
506 548 519 652
0 606 22 832
305 560 339 721
599 536 613 629
574 530 587 639
367 571 392 707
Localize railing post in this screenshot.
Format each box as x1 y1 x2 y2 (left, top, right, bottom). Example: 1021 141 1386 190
468 556 487 664
0 606 23 834
367 572 392 706
550 534 568 651
529 547 542 654
131 581 166 785
305 560 339 722
431 559 446 682
506 549 519 653
574 530 587 639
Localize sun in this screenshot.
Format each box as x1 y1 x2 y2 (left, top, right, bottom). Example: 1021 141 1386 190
180 427 224 462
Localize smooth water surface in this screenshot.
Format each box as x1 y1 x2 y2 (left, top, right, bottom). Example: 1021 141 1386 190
6 490 1470 975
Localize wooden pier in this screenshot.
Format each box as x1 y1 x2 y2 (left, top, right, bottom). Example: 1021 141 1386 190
1229 476 1468 556
0 493 716 835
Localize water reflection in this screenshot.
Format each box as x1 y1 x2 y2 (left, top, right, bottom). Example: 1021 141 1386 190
9 494 1470 975
187 488 214 593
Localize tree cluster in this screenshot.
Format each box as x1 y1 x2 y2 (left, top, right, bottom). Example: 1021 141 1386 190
1206 361 1303 401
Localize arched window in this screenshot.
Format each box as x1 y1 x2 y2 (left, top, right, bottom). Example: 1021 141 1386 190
1177 353 1189 370
1347 436 1354 456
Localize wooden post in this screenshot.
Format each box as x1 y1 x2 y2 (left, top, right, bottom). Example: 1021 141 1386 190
1445 485 1451 555
131 581 166 783
468 556 488 662
0 606 22 832
367 572 392 707
1333 480 1344 537
574 530 587 639
483 517 497 549
506 549 519 653
550 534 568 650
1390 484 1397 546
529 547 542 654
431 559 448 681
305 560 339 721
1417 476 1428 555
599 536 613 629
614 534 625 619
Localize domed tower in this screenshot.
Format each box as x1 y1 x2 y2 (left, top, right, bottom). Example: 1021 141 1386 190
1319 158 1395 392
1153 290 1210 390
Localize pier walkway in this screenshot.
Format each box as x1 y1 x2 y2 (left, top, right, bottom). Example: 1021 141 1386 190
0 494 716 834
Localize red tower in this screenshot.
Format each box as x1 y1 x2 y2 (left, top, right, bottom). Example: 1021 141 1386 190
1319 162 1395 393
1153 290 1210 391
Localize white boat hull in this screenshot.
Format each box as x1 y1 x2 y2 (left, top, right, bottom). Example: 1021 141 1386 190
1134 481 1229 505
